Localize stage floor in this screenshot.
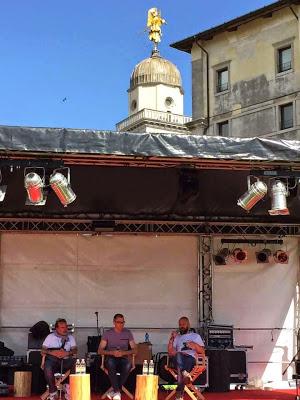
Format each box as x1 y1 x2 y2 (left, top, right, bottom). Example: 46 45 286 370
4 390 298 400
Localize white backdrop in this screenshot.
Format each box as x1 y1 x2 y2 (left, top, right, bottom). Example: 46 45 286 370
0 233 198 356
212 237 299 383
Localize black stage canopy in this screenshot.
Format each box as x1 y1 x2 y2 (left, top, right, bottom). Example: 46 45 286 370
0 125 300 227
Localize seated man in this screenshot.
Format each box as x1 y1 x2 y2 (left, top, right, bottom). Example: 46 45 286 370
168 316 205 400
42 318 77 400
98 313 136 400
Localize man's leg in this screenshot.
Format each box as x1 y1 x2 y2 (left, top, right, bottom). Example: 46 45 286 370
62 357 76 374
174 353 196 398
44 357 61 397
61 358 76 399
105 357 120 393
174 353 185 397
119 357 132 388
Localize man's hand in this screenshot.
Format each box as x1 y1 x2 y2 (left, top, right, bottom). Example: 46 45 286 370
51 349 69 359
169 331 178 341
112 350 124 358
186 341 195 350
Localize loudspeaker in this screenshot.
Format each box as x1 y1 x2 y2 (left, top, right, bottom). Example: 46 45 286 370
27 350 46 394
228 350 247 384
206 349 230 392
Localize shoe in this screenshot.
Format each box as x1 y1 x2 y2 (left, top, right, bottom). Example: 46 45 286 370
182 370 192 384
49 391 58 400
63 384 70 400
106 390 115 400
113 392 121 400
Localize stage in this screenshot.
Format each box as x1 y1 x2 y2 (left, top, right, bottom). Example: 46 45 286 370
3 390 298 400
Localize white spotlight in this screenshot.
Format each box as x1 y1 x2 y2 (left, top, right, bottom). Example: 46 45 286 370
50 168 76 206
24 168 47 206
268 180 289 215
237 178 267 211
0 169 7 202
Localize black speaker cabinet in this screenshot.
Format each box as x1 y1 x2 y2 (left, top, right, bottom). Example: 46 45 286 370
206 349 230 392
228 349 247 384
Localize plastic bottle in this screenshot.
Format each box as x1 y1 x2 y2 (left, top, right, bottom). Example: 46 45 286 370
145 332 150 343
75 359 80 374
81 358 86 374
142 360 148 375
148 359 154 375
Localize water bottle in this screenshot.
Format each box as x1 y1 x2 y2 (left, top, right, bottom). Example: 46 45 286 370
148 359 154 375
145 332 150 343
142 360 148 375
75 359 80 374
81 358 86 374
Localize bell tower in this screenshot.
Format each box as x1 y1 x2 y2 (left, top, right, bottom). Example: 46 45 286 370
116 8 191 134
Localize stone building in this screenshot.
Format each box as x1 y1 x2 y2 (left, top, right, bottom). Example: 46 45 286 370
172 0 300 138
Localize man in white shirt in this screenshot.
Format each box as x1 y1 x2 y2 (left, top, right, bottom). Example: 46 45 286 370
42 318 77 400
168 316 205 400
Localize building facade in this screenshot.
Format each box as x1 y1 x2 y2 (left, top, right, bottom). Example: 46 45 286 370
172 0 300 139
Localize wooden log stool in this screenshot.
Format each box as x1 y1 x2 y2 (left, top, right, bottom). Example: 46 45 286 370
14 371 32 397
135 375 158 400
70 374 90 400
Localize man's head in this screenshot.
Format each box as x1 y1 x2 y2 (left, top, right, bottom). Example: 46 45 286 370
178 316 190 335
55 318 68 336
113 313 125 332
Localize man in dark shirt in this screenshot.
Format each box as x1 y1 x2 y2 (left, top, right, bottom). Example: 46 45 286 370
98 314 136 400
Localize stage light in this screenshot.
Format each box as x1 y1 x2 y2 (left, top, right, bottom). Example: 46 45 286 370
24 169 47 206
268 180 289 215
231 248 247 263
213 248 230 265
50 168 76 206
0 169 7 202
237 178 267 211
273 250 289 264
255 248 271 263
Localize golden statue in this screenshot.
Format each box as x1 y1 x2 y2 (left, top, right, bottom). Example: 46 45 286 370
147 8 166 48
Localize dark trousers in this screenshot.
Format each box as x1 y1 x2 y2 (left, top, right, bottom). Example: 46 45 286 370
105 356 132 392
174 353 196 395
44 356 75 394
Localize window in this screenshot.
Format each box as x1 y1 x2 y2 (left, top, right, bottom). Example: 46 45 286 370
218 121 229 136
217 68 229 92
280 103 293 130
278 46 292 73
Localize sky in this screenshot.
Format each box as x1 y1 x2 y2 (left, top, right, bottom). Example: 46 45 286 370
0 0 276 131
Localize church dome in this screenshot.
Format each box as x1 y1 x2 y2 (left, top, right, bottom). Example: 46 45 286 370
130 51 182 91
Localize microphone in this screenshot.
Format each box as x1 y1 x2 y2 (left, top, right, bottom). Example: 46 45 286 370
60 337 67 350
95 311 98 316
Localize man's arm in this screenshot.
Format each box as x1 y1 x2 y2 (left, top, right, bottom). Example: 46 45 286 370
122 340 137 356
41 346 68 359
168 331 177 356
69 346 77 357
98 339 114 356
186 341 205 355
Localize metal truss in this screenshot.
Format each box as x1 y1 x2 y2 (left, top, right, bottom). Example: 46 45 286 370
199 236 213 324
0 219 299 235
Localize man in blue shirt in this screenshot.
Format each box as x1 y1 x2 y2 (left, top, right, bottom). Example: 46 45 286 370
42 318 77 400
168 316 205 400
